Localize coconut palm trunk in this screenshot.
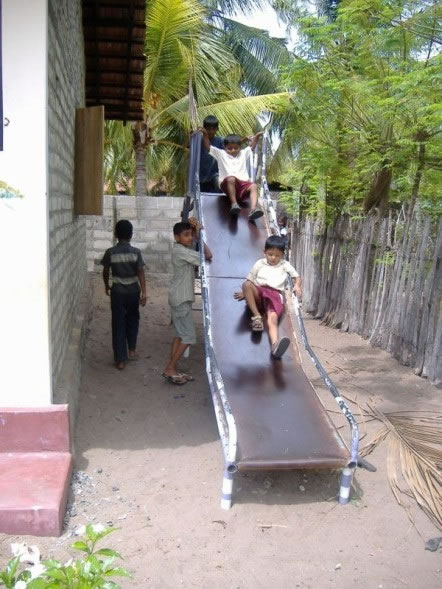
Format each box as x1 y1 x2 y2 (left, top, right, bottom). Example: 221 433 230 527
132 121 148 196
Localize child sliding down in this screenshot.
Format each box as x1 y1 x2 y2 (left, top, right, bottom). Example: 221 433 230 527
235 235 302 359
201 128 264 221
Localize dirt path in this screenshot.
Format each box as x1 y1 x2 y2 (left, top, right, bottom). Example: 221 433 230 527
1 274 441 588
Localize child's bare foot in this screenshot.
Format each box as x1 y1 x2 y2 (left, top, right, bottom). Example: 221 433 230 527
128 350 139 361
115 361 125 370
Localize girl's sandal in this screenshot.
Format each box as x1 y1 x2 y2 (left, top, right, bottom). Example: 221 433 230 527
251 315 264 332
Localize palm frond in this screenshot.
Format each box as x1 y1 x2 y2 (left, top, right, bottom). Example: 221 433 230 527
145 0 207 102
164 92 289 134
208 17 291 95
222 17 290 71
266 133 299 182
202 0 267 17
104 121 134 192
361 406 442 531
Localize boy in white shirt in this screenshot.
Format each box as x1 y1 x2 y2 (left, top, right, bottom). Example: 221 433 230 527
234 235 302 358
201 129 264 221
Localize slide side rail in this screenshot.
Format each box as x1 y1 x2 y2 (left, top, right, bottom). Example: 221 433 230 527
260 131 359 500
186 131 238 510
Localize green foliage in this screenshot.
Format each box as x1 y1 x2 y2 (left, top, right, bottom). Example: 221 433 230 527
0 525 131 589
104 122 134 194
104 0 291 194
279 0 442 219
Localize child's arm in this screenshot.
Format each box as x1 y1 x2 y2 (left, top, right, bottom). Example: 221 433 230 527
293 276 302 300
203 242 213 261
199 127 211 151
283 261 302 299
138 268 147 306
102 267 111 296
249 131 264 151
189 216 213 261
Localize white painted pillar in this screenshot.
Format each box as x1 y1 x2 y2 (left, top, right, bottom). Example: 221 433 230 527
0 0 51 405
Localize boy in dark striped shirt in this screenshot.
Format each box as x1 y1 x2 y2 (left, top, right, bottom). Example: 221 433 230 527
101 220 147 370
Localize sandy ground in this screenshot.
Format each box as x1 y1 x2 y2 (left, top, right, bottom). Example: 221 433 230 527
1 274 441 588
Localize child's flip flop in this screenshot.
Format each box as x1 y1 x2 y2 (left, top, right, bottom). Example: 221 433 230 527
271 337 290 359
248 208 264 221
178 373 195 382
162 373 187 385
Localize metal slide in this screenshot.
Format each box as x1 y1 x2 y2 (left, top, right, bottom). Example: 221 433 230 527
186 132 359 510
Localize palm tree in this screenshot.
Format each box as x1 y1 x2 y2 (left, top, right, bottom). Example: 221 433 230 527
205 1 292 96
105 0 291 195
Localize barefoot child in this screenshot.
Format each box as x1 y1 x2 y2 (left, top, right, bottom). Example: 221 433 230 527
235 235 302 359
201 128 264 221
163 218 212 385
101 220 147 370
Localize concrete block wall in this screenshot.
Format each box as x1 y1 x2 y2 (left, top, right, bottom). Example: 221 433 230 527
86 195 185 275
48 0 87 391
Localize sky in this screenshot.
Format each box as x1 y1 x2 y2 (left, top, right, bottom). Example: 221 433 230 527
232 3 296 49
233 4 287 39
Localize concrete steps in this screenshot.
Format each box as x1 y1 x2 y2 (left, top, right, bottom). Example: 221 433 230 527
0 406 72 536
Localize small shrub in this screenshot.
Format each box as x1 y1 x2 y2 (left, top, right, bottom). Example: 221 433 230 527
0 524 131 588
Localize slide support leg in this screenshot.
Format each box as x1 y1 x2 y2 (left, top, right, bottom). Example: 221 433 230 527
220 465 235 510
338 466 354 505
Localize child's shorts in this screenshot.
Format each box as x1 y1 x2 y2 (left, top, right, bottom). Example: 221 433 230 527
257 285 284 318
170 301 196 345
220 177 253 201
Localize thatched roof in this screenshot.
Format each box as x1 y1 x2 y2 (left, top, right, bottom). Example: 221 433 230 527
82 0 146 122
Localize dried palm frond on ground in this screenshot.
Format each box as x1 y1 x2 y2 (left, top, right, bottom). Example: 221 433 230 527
360 406 442 532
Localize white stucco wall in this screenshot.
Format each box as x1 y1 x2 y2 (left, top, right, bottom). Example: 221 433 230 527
0 0 51 405
0 0 86 407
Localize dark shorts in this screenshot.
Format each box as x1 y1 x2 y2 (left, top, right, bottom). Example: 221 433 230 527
257 285 284 318
220 177 253 201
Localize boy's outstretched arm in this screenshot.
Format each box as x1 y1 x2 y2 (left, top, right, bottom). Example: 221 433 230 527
199 127 211 151
249 131 264 151
103 267 111 296
138 268 147 306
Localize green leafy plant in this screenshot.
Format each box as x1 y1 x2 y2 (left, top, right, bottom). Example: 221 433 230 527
0 525 131 589
278 0 441 219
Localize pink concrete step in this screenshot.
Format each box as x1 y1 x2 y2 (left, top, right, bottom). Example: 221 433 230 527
0 406 72 536
0 452 72 536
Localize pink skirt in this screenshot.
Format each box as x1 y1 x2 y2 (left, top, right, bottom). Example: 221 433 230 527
257 285 284 318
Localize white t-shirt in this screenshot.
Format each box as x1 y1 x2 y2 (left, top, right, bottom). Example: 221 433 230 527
209 145 252 183
247 258 299 291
